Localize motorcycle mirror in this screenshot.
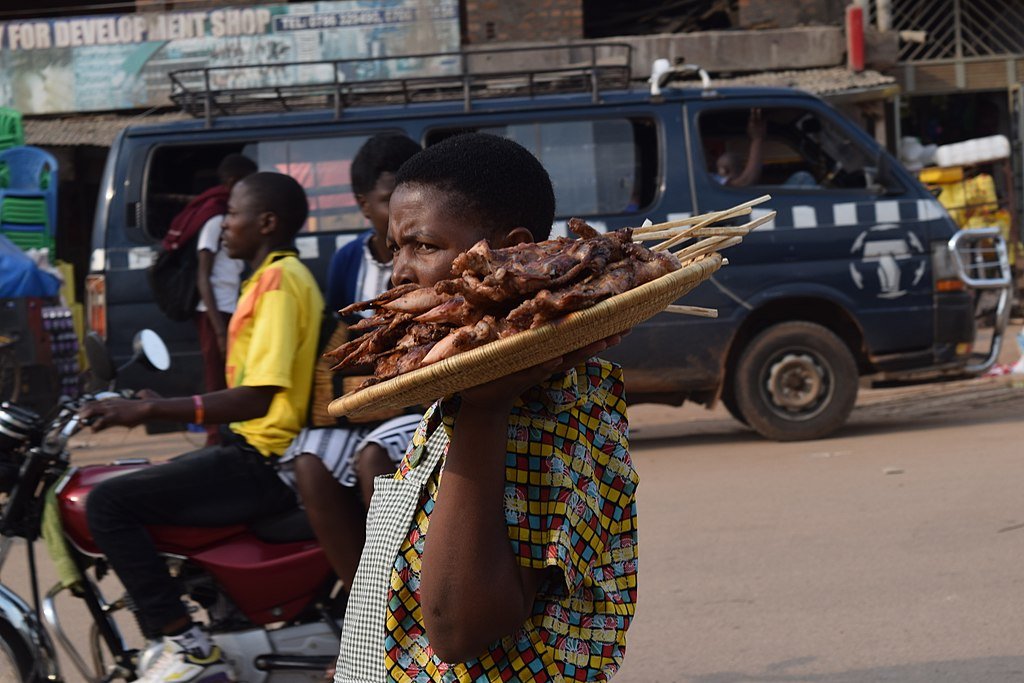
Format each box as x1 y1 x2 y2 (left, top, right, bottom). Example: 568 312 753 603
84 332 116 385
132 329 170 372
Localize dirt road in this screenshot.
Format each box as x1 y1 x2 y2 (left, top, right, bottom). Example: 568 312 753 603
618 375 1024 683
2 364 1023 682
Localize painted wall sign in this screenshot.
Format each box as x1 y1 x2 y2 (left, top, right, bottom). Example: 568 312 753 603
0 0 459 115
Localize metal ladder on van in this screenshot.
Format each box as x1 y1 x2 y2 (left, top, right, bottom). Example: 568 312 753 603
167 43 634 126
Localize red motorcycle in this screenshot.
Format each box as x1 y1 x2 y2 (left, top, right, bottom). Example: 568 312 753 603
0 331 343 682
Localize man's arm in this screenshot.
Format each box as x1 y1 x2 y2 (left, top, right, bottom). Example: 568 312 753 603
729 108 766 188
419 336 621 663
80 385 277 431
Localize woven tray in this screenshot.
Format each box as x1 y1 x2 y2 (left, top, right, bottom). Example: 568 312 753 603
328 253 723 419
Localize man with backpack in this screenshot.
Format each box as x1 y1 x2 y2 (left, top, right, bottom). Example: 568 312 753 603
153 153 256 445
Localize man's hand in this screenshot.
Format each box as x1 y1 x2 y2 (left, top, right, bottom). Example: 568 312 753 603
747 108 766 141
80 398 152 432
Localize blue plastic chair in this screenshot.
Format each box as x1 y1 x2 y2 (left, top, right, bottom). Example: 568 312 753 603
0 146 58 246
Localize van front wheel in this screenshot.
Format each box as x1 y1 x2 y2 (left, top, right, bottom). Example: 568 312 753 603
734 322 857 441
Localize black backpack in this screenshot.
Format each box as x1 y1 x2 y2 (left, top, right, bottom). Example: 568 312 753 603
148 233 200 322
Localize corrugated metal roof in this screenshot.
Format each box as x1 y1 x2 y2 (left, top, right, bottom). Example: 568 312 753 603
712 67 898 99
24 112 190 147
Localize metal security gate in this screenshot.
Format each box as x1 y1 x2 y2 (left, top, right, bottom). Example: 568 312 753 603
884 0 1024 93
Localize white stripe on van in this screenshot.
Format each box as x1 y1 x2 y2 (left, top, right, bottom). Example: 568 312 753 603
916 198 945 221
295 235 319 260
335 234 359 252
127 247 155 270
792 205 817 228
666 212 692 222
833 202 858 226
875 200 901 223
751 208 775 231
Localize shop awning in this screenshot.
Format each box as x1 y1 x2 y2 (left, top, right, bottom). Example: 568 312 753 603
24 112 189 147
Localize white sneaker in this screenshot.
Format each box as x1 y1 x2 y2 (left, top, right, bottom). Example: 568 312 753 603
137 638 233 683
137 640 165 676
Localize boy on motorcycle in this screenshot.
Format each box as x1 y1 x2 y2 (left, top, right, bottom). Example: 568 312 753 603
277 133 423 590
81 172 322 683
336 133 639 682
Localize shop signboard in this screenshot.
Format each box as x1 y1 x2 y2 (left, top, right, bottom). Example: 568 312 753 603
0 0 460 115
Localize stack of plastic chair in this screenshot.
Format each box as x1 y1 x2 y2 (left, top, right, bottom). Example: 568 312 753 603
0 146 58 257
0 108 24 152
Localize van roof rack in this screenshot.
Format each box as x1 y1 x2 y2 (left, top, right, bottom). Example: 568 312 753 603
168 42 634 126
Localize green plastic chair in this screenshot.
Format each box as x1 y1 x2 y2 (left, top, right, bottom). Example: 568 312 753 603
0 108 24 152
0 146 57 261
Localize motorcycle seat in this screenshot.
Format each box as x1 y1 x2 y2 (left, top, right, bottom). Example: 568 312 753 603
249 507 317 543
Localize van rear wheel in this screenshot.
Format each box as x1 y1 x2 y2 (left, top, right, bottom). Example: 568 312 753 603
734 322 857 441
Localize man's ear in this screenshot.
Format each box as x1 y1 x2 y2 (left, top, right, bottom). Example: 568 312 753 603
259 210 278 236
354 193 370 218
495 226 534 248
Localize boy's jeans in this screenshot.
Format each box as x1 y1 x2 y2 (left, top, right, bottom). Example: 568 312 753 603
86 431 298 637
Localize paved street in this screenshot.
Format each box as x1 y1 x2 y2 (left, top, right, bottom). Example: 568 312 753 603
2 335 1022 683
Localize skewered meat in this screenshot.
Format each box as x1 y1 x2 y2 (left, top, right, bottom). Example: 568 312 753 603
328 218 682 385
339 283 420 316
420 316 500 365
383 287 451 314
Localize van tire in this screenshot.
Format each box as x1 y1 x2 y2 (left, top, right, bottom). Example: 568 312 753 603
719 387 748 426
734 321 857 441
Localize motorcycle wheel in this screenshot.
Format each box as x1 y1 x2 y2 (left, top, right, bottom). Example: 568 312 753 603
0 623 35 683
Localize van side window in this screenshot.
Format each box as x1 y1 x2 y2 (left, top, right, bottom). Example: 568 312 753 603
143 144 245 241
142 136 375 242
699 107 881 192
258 135 372 233
427 117 658 216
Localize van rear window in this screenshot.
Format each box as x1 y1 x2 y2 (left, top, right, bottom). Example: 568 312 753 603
427 117 658 217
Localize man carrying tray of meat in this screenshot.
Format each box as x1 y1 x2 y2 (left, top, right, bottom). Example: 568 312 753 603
335 133 638 682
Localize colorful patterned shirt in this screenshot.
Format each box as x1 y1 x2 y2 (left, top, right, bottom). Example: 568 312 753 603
384 358 639 682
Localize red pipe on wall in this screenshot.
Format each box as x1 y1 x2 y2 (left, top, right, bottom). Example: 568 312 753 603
846 4 865 72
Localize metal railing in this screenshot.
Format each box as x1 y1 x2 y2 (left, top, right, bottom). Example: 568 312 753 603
879 0 1024 62
168 43 634 126
948 227 1013 374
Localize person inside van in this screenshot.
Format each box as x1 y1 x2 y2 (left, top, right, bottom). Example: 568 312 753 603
710 108 819 189
278 133 424 590
712 108 765 187
193 153 257 445
81 172 321 683
335 133 638 682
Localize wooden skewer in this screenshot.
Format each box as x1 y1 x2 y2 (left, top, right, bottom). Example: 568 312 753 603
648 210 777 250
638 225 751 241
633 194 772 235
652 199 770 252
665 304 718 318
674 235 744 263
635 207 752 236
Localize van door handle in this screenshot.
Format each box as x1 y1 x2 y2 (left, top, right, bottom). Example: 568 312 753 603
126 201 141 228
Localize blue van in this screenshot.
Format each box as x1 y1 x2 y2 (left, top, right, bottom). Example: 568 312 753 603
87 45 1012 440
